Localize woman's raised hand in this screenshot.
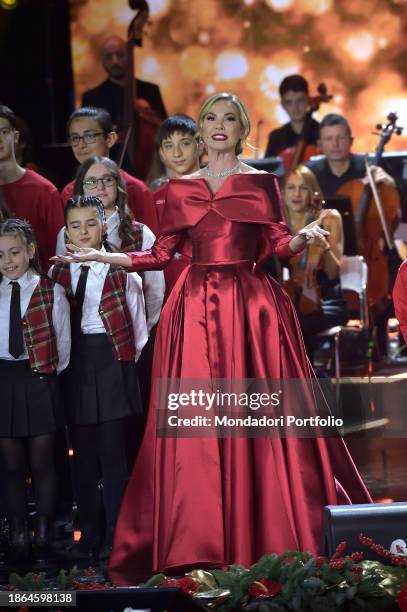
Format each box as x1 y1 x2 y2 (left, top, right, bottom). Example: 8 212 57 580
289 211 330 254
297 212 330 248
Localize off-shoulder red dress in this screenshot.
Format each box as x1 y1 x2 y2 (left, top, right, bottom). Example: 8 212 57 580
109 174 371 584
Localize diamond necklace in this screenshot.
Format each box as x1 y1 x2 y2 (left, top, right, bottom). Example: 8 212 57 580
205 161 241 178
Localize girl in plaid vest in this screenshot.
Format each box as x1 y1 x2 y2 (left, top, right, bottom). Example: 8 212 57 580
0 219 70 566
50 195 148 561
56 157 165 435
56 155 165 333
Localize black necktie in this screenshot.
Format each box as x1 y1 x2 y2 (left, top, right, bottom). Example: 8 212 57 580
72 265 90 337
9 281 25 358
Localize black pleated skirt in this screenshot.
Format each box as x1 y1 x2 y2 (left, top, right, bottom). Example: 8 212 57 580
61 334 142 425
0 359 63 438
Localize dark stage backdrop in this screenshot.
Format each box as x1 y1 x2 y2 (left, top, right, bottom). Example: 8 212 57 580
0 0 74 159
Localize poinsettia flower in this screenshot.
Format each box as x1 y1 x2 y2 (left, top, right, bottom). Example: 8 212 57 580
159 576 198 596
249 579 283 599
397 583 407 611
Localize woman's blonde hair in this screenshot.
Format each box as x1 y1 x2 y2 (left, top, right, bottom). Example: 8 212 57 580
197 92 250 155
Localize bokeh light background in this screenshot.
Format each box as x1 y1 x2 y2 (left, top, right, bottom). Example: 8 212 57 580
70 0 407 156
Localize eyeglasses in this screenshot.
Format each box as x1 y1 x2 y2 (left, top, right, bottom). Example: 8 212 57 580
83 176 117 189
68 131 105 146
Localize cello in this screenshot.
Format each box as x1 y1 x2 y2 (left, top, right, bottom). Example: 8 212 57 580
336 112 402 313
118 1 162 179
280 83 333 173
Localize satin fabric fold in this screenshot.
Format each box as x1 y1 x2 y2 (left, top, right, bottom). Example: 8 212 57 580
109 175 371 585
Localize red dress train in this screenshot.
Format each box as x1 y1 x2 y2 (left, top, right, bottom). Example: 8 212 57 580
109 174 371 584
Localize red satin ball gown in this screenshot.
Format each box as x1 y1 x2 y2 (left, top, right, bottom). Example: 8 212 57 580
109 173 371 585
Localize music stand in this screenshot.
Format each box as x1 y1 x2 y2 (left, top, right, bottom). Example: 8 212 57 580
322 196 359 256
243 156 285 177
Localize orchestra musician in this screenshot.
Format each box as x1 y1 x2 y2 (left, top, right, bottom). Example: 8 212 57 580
264 74 320 159
305 113 396 196
81 35 167 136
283 165 347 360
306 113 402 356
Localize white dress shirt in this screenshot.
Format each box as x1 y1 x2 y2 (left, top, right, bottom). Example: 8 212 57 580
0 270 71 373
56 209 165 332
49 256 148 362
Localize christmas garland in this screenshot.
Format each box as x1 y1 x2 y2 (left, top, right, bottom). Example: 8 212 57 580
3 535 407 611
145 534 407 611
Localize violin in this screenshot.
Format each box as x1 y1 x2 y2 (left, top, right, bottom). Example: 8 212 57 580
284 205 322 316
118 3 162 179
280 83 333 173
336 112 402 313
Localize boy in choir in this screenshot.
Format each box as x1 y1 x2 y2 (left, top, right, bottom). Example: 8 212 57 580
152 114 201 298
0 106 63 272
62 107 158 233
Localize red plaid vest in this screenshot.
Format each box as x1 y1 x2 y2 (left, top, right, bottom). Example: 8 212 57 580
122 221 144 253
51 263 136 361
22 277 59 374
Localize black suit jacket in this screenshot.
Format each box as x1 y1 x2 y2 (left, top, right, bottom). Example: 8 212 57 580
81 78 167 129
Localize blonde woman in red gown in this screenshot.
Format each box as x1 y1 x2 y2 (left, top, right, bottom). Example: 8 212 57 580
54 93 371 583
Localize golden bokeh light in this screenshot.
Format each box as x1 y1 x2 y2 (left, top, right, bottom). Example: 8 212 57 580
148 0 171 18
264 0 295 11
180 45 215 80
343 31 376 62
0 0 18 9
259 54 300 102
140 56 168 87
70 0 407 155
215 52 249 81
351 72 407 152
297 0 333 15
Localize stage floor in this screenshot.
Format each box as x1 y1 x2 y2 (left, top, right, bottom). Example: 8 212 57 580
342 361 407 503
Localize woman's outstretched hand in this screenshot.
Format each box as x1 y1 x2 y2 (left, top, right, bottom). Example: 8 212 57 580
50 244 102 264
50 245 134 268
289 212 330 254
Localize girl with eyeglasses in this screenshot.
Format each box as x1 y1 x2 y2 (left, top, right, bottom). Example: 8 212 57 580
61 107 159 233
50 195 148 561
57 156 164 333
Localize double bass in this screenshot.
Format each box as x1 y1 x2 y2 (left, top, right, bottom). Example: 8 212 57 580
280 83 333 173
336 112 402 313
119 0 162 179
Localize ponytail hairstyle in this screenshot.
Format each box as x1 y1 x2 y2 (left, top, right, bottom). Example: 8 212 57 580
0 218 42 276
64 195 115 252
73 156 135 248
